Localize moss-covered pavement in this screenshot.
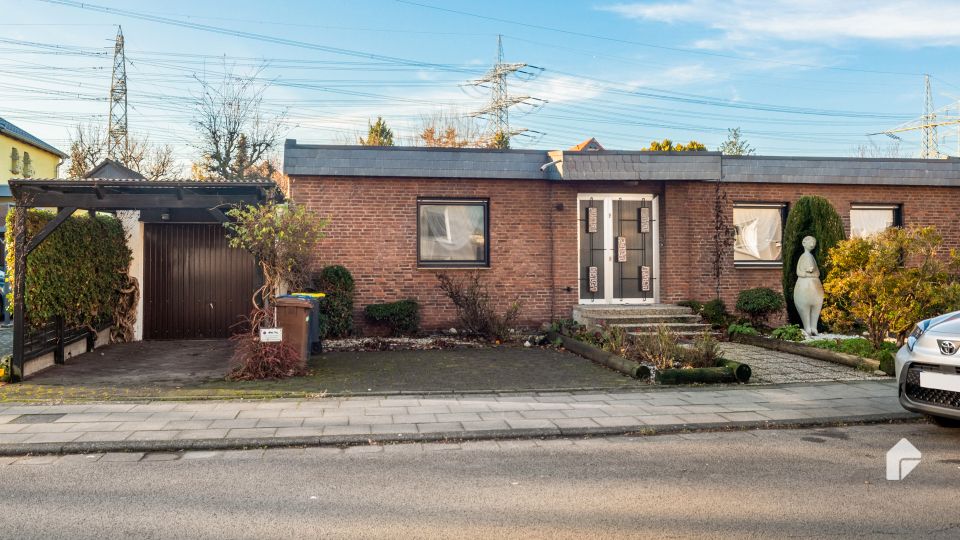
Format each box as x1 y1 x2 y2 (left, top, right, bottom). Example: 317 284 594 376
0 340 649 403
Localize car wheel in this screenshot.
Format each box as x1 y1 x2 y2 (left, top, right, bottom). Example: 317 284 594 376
926 414 960 428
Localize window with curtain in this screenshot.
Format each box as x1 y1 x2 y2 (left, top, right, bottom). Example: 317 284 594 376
733 203 786 265
417 199 489 267
850 204 901 238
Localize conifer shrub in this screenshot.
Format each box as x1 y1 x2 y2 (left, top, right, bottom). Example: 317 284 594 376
781 196 845 324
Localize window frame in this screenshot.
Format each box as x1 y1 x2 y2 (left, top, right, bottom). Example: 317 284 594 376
416 197 490 268
732 201 788 268
849 203 903 238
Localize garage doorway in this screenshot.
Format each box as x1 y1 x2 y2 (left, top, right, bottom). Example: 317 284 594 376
143 224 258 339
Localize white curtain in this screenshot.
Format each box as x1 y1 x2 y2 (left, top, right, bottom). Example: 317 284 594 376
851 208 894 238
734 208 782 262
420 205 485 261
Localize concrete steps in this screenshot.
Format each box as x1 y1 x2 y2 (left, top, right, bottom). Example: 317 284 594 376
572 304 713 338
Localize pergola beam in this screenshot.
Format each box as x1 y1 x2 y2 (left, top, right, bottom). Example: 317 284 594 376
13 190 257 210
26 207 76 255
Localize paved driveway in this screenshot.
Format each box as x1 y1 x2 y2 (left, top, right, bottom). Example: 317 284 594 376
27 340 233 388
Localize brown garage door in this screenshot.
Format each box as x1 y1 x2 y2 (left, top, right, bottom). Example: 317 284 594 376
144 224 259 339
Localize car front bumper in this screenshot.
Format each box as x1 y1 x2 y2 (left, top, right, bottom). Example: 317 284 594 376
898 359 960 421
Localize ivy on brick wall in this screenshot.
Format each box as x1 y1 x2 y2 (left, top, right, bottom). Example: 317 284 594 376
5 209 132 329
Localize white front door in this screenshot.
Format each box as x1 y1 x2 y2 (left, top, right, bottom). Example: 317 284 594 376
577 194 659 304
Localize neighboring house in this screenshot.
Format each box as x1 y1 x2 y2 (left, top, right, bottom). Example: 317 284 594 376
83 158 146 180
283 139 960 330
0 116 67 220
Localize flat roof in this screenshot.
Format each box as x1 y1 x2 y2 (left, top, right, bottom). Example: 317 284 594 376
283 139 960 186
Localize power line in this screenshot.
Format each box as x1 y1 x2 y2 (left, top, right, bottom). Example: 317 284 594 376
394 0 924 77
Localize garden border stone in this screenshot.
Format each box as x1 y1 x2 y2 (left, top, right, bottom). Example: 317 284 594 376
736 334 881 371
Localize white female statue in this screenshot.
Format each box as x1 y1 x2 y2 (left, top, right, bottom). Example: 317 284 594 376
793 235 824 336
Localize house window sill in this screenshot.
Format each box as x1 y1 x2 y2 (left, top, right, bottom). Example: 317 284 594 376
734 262 783 269
417 266 491 270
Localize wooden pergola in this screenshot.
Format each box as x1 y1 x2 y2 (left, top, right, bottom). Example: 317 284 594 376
6 177 280 382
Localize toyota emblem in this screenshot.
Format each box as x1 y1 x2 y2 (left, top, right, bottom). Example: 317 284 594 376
938 340 958 356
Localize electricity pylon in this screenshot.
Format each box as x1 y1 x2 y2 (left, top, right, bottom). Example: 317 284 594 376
107 26 128 159
871 74 960 158
470 35 546 144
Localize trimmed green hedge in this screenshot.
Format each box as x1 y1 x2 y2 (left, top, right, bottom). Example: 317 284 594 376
364 300 420 336
5 209 131 328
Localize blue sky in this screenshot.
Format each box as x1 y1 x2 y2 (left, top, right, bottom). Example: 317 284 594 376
2 0 959 166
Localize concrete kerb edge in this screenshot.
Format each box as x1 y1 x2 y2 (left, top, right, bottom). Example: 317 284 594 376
0 378 899 405
0 411 922 457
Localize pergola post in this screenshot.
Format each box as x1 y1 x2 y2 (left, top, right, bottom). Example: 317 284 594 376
11 207 28 382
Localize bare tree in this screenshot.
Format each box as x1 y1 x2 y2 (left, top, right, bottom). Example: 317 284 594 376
854 139 904 158
192 65 286 179
415 111 492 148
67 123 182 179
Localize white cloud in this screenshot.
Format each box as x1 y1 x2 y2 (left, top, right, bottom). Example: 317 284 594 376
602 1 960 47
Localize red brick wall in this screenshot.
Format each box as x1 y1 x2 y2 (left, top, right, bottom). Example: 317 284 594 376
290 175 960 332
289 176 661 332
661 182 960 312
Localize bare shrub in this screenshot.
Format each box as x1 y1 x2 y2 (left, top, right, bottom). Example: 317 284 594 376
436 272 520 341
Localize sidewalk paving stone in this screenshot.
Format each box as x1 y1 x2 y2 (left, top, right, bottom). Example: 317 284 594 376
0 380 911 455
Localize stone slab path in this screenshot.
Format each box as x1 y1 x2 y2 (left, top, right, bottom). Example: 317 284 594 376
0 380 911 455
720 342 887 384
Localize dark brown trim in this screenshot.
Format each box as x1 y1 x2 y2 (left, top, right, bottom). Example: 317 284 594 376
416 198 490 268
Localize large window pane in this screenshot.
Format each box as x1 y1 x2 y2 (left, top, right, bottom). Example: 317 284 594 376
850 206 897 238
418 200 488 266
733 205 784 263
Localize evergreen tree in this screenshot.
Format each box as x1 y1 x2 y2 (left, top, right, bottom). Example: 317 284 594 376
359 116 394 146
490 130 510 149
782 196 846 325
231 134 250 179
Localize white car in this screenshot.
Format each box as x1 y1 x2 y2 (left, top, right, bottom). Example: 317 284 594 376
896 311 960 427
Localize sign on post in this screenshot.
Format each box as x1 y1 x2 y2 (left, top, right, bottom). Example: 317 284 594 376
616 236 627 262
641 266 651 292
588 266 599 292
587 207 598 233
259 327 283 343
639 207 651 233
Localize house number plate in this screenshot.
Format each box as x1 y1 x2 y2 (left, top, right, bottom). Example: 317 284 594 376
587 207 598 233
588 266 599 292
641 265 651 292
259 328 283 343
616 236 627 262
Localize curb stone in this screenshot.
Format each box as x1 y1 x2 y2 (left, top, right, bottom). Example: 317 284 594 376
0 411 921 457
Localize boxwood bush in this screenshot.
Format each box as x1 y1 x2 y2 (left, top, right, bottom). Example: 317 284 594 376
364 299 420 336
5 209 131 329
312 265 355 338
735 287 785 327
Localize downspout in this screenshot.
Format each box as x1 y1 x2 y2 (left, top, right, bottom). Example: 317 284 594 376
549 180 555 321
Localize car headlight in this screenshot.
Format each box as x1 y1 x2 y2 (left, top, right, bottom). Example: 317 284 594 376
908 323 927 351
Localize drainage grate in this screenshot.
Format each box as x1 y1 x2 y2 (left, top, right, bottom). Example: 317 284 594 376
9 413 66 424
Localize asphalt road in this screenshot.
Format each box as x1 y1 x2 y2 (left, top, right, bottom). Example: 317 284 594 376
1 422 958 539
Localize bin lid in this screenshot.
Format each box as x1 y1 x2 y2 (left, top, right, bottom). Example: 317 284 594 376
291 292 326 298
274 296 315 308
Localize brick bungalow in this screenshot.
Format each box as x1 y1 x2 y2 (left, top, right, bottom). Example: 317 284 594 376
283 138 960 331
